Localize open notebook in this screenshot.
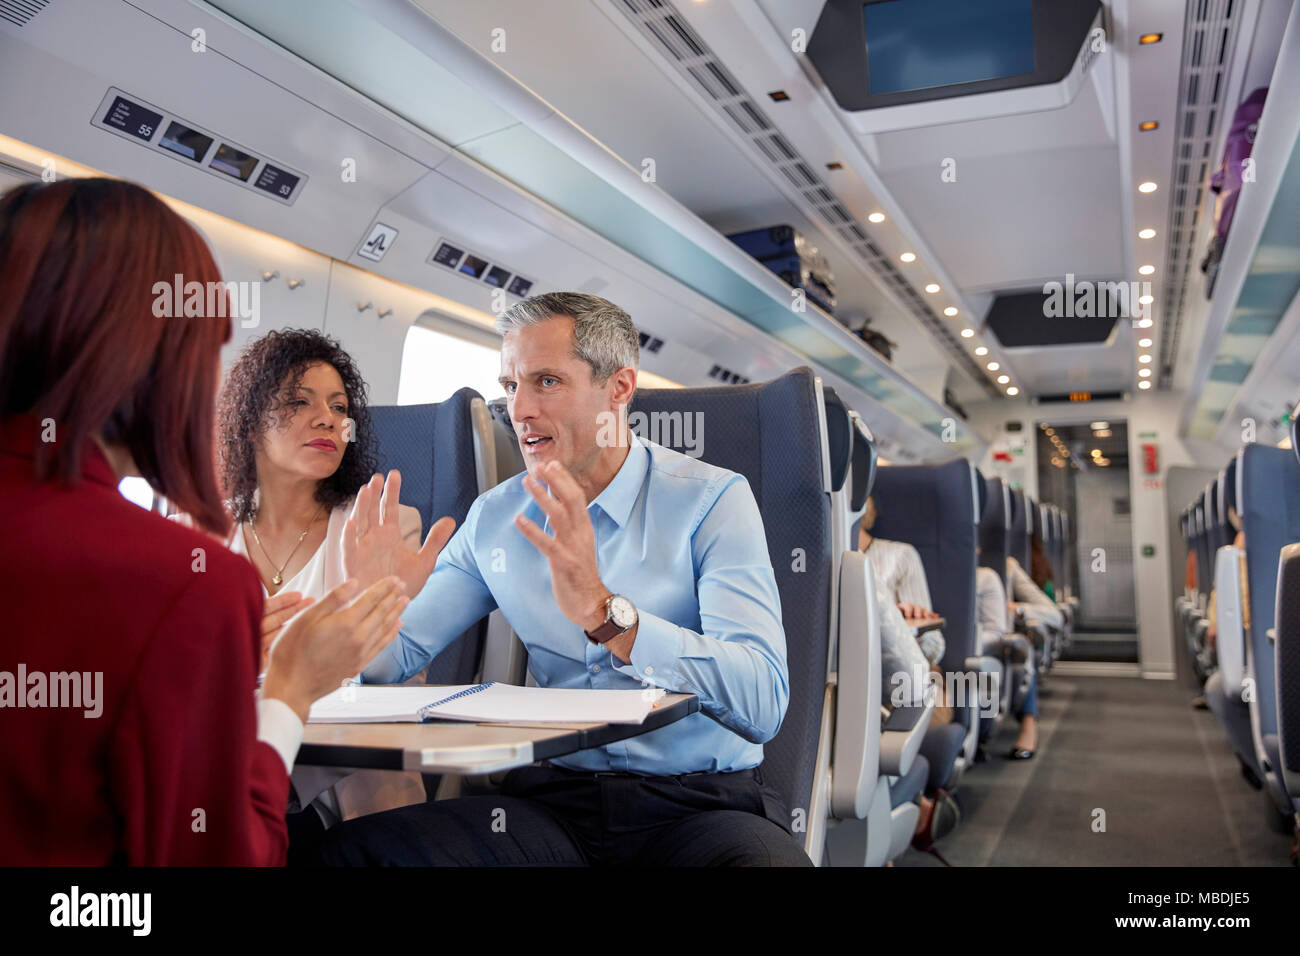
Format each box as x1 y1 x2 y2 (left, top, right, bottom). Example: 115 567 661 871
307 682 668 725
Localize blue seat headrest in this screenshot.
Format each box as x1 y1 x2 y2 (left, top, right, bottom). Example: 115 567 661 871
849 417 877 510
823 387 852 494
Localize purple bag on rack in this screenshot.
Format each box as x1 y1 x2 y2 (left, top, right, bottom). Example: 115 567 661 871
1201 87 1268 297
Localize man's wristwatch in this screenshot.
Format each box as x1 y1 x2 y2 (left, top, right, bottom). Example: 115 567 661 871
585 594 638 644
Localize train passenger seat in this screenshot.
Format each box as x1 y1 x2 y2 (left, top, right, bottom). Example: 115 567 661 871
1276 410 1300 817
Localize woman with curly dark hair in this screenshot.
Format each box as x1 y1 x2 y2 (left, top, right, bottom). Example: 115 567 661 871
209 329 455 858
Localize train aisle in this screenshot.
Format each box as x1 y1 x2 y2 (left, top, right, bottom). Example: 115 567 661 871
899 677 1293 867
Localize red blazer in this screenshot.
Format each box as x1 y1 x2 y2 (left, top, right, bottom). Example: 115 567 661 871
0 415 289 865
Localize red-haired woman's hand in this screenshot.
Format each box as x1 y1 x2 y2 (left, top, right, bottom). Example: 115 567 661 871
262 576 408 722
260 591 315 673
342 471 456 600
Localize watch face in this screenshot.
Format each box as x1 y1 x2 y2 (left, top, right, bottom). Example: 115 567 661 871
609 595 637 629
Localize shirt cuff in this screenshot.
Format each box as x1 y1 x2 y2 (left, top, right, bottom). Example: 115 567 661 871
614 611 685 689
256 696 304 775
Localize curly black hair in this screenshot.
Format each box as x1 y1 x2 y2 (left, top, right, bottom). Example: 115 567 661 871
218 329 378 523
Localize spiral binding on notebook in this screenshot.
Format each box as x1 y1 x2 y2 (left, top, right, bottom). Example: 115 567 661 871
417 682 496 720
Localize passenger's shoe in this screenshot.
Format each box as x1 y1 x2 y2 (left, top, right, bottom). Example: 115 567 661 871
1190 695 1209 710
912 789 961 858
1008 747 1035 760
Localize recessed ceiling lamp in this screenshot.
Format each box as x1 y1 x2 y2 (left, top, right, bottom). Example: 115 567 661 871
1139 228 1157 239
975 346 989 356
1137 317 1154 327
1090 421 1109 430
1139 337 1153 347
826 161 843 170
997 374 1010 384
1139 32 1163 44
1139 264 1156 275
1138 181 1158 193
1007 386 1019 396
1045 427 1055 435
1139 121 1159 132
1139 368 1152 378
868 212 886 223
960 327 974 337
924 283 940 293
945 307 959 317
1139 294 1154 304
1139 354 1153 364
1138 380 1152 390
1091 448 1102 457
900 252 916 263
768 90 790 102
1094 429 1112 438
987 362 1000 371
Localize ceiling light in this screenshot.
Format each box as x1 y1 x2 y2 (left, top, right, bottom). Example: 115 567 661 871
1138 380 1152 390
1139 294 1154 304
768 90 790 102
1090 421 1109 430
1139 228 1157 239
1139 121 1159 132
1094 429 1112 438
960 327 975 338
1007 386 1019 396
975 346 989 356
997 374 1010 384
1045 428 1055 436
1137 317 1153 328
1139 367 1152 378
868 212 886 223
987 362 1000 371
900 252 916 263
1139 354 1153 364
1139 32 1163 44
1139 264 1156 275
945 307 959 317
1091 449 1102 457
925 283 940 293
1096 457 1111 466
1139 337 1153 347
825 161 843 170
1138 181 1158 193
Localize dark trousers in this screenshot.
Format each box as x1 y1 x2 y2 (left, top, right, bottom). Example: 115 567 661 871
314 763 813 867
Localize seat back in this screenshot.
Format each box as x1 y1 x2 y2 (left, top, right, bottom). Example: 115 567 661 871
871 460 979 674
1238 443 1300 801
1008 487 1031 572
1280 543 1300 803
1215 546 1247 692
979 474 1010 592
370 389 496 686
629 368 834 857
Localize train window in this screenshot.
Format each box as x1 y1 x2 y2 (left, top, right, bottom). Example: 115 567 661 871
117 477 155 511
398 323 504 406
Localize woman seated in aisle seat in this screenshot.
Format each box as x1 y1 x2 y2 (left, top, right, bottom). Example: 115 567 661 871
874 570 959 851
202 329 455 863
1029 532 1056 602
0 177 412 865
976 565 1040 760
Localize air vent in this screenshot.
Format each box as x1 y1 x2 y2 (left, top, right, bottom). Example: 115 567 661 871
707 363 750 385
0 0 49 27
637 331 665 354
612 0 998 398
1158 0 1246 388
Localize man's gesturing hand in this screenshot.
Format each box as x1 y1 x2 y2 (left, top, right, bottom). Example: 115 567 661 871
514 461 612 636
343 470 456 600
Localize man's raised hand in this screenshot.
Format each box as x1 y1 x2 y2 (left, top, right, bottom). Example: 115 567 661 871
343 470 456 600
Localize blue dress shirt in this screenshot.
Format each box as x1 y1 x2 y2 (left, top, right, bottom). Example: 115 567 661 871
363 434 789 775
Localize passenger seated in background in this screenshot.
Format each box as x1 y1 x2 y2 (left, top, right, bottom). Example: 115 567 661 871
976 566 1039 759
1203 508 1256 768
319 292 811 867
1029 532 1055 602
205 329 447 860
0 178 408 864
1007 554 1063 632
859 496 945 665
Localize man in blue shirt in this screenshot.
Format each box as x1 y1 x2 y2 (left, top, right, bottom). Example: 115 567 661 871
319 292 810 866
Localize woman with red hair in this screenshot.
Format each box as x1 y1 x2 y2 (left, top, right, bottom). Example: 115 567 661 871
0 178 412 865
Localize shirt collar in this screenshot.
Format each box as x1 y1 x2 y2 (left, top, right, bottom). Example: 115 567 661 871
1 413 118 488
587 432 648 529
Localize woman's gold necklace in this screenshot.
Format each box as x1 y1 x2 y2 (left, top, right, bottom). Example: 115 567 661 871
247 503 325 587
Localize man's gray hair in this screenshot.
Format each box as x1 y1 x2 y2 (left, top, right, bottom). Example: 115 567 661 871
494 292 639 383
